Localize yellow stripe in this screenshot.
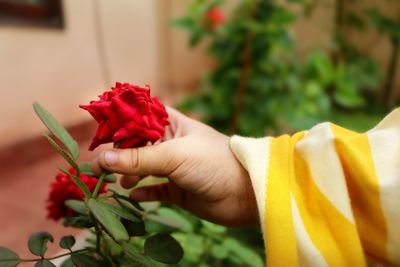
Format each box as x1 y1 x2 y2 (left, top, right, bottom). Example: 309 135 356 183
292 145 366 266
331 124 388 263
266 134 299 267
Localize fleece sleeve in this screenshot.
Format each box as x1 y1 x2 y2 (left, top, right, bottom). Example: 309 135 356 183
230 108 400 267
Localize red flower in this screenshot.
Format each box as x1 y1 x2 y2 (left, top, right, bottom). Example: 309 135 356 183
205 8 225 29
46 168 107 221
80 82 169 150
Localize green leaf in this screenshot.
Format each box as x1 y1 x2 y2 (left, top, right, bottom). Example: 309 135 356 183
33 102 80 160
122 219 146 236
60 257 74 267
59 167 91 199
211 244 229 259
144 234 183 264
63 216 94 228
28 232 54 257
71 253 101 267
156 208 193 232
104 174 117 183
34 260 56 267
97 201 141 223
109 189 144 211
78 162 93 174
64 200 88 215
79 163 116 183
122 243 159 267
171 17 194 29
146 214 182 229
333 85 365 108
88 199 129 242
59 236 75 250
223 238 264 267
0 247 20 267
44 134 80 174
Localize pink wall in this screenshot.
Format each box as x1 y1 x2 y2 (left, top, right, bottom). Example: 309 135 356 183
0 0 160 147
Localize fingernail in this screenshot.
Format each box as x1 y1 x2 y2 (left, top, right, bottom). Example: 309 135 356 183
104 151 118 166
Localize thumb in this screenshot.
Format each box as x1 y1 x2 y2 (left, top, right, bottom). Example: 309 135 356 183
92 142 176 177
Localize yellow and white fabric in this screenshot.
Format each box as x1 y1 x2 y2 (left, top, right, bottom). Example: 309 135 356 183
230 108 400 267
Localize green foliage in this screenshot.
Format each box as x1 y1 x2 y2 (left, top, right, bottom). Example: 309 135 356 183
141 206 265 267
0 247 20 267
71 253 102 267
79 162 117 183
64 200 88 215
88 199 130 242
176 0 385 135
144 234 184 264
33 102 80 160
59 236 76 250
28 232 54 257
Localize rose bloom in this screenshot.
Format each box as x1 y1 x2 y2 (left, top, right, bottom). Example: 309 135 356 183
205 8 225 29
80 82 169 150
46 168 107 221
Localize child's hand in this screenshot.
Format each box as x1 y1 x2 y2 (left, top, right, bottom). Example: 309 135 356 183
91 108 258 227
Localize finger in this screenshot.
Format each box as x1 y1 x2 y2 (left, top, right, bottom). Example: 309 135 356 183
120 175 142 189
129 183 185 206
92 142 177 176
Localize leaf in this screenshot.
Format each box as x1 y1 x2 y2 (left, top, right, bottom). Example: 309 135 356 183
59 167 91 199
0 247 20 267
122 219 146 236
64 200 88 215
211 244 229 259
223 238 264 267
109 189 144 211
71 253 101 267
63 216 94 228
44 134 80 174
33 102 80 160
79 163 116 183
156 208 193 232
78 162 93 174
104 174 117 183
59 236 75 250
34 260 56 267
28 232 54 257
122 243 159 267
146 214 182 229
144 234 183 264
60 257 74 267
88 199 129 242
171 17 194 30
97 201 141 223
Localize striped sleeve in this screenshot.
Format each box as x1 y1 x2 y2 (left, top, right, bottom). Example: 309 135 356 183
230 108 400 267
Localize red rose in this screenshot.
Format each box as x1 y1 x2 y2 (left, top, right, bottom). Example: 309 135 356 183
205 8 225 29
80 82 169 150
46 168 107 221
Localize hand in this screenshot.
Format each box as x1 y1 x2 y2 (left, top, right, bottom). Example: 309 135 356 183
91 108 258 227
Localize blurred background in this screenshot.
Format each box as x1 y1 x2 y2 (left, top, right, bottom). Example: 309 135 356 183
0 0 399 266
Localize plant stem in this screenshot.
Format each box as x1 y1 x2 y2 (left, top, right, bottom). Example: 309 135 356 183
93 172 107 199
91 213 102 253
19 248 89 262
384 38 400 107
229 0 258 134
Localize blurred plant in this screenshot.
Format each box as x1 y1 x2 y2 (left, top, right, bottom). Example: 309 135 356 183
174 0 385 136
129 204 265 267
367 8 400 107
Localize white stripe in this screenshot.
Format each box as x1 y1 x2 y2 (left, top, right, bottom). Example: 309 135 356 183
291 195 328 267
294 122 355 222
230 136 269 233
367 111 400 264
